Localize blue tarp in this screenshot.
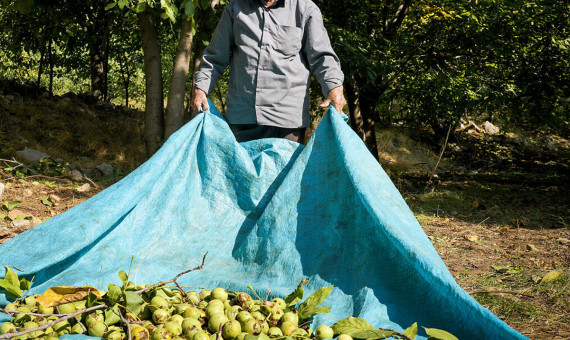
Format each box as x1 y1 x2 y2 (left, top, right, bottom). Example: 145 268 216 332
0 102 526 339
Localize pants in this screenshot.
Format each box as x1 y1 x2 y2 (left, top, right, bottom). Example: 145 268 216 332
229 124 306 144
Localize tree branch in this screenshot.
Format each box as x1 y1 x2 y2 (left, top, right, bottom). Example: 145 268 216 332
135 252 207 295
390 0 412 32
0 305 106 339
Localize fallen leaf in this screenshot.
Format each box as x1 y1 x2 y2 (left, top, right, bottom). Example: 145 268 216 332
557 238 570 245
464 235 479 242
526 244 538 251
540 270 562 284
36 286 102 307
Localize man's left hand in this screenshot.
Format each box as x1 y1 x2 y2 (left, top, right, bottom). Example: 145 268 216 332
319 85 347 115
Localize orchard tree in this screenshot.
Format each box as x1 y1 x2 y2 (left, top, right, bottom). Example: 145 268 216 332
107 0 226 156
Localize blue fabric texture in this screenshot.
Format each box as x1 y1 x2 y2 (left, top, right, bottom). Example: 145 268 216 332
0 101 526 340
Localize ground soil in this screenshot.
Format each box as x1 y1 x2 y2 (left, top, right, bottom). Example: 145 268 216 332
1 88 568 339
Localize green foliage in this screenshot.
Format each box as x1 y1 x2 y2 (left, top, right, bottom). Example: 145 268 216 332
284 278 308 307
0 266 31 299
423 326 459 340
297 285 333 319
332 317 396 339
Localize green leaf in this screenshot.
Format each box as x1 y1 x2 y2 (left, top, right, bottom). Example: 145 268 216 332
107 284 122 305
311 306 331 314
104 2 117 10
87 291 100 307
41 197 52 206
332 317 374 334
0 266 23 298
403 322 417 339
118 270 128 284
135 2 147 13
124 291 144 315
183 0 194 16
104 306 121 326
332 317 397 339
0 213 6 220
19 277 32 291
285 279 307 307
2 201 22 211
351 329 397 339
423 327 459 340
298 285 333 319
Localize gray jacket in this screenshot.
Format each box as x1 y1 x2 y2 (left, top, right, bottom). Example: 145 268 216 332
194 0 344 128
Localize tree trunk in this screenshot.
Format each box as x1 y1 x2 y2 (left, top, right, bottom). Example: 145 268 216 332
190 6 215 119
358 88 379 160
90 3 109 101
48 38 54 96
165 18 195 140
37 42 45 87
118 50 130 107
138 10 164 157
344 81 364 138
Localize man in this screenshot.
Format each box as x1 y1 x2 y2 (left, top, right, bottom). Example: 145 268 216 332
191 0 346 143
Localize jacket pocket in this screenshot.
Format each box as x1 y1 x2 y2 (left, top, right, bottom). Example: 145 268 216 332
274 25 302 56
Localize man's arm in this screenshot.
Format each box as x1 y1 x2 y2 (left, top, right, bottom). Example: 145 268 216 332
302 5 346 114
192 6 235 113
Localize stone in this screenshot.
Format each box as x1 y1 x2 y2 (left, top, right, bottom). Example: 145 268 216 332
48 194 61 203
0 183 4 200
96 163 114 176
16 148 50 163
76 183 91 193
71 170 83 181
10 219 31 233
482 121 500 135
31 216 43 227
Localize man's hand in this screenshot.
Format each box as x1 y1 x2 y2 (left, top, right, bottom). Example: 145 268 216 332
319 85 346 115
191 88 209 113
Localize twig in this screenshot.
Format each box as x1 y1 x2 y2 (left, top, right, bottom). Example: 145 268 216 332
20 174 69 182
425 123 453 190
135 252 208 295
477 217 491 226
377 327 413 340
216 321 223 340
0 158 22 164
0 308 70 317
82 174 99 188
118 308 132 340
0 305 106 339
11 266 24 272
469 290 534 298
173 282 191 303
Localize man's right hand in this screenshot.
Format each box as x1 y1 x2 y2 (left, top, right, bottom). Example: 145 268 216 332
191 88 209 113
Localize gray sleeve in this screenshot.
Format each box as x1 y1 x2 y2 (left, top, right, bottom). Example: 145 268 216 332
302 5 344 97
194 6 234 95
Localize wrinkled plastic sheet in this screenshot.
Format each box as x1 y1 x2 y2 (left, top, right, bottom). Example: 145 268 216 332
0 102 526 339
